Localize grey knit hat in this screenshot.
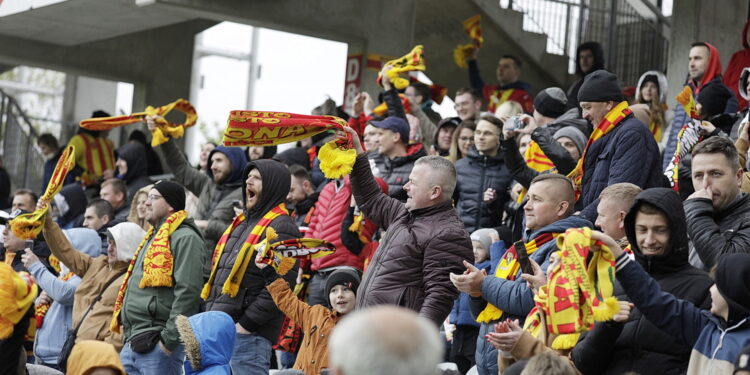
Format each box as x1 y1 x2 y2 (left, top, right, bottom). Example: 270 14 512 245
554 126 587 155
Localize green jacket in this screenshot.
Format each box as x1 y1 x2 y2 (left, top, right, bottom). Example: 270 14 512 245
120 217 207 351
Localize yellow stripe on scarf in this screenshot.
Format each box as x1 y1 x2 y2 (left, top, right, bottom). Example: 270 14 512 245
476 232 558 323
516 141 556 204
80 99 197 147
10 145 76 240
378 45 425 90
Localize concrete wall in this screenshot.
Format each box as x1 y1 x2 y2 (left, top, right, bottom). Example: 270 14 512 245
666 0 748 106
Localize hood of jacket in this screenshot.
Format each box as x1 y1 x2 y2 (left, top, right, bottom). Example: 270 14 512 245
107 222 146 262
178 311 236 373
624 188 690 274
691 42 723 92
207 146 248 187
636 70 669 104
66 340 125 375
272 147 311 170
63 227 102 258
433 118 460 154
56 183 87 224
242 159 290 219
740 67 750 100
575 41 606 77
116 142 149 183
385 142 427 168
714 253 750 325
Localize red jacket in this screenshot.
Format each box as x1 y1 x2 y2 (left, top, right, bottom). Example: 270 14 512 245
309 177 377 271
724 20 750 111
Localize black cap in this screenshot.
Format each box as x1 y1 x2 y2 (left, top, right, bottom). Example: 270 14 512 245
697 83 733 118
0 208 29 225
324 267 361 299
153 180 186 212
533 87 568 118
578 70 623 103
371 116 410 144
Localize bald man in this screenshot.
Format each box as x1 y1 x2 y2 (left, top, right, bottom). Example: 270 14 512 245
329 306 442 375
451 174 592 375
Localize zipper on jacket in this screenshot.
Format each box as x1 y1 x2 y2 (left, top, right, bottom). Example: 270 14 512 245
476 156 487 231
708 318 748 375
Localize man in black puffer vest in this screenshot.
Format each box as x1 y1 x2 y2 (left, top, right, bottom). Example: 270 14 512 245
572 188 713 375
202 160 300 375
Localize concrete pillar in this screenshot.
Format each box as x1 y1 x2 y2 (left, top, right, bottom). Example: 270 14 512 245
666 0 748 106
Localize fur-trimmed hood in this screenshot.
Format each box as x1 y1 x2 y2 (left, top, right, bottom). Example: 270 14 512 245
177 311 235 374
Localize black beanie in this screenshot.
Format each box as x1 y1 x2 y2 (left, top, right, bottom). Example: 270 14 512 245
324 267 361 298
578 70 623 103
153 180 186 212
697 83 733 118
533 87 568 118
640 74 659 90
714 253 750 325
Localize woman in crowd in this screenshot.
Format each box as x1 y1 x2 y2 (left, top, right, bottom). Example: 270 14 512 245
634 70 671 150
126 184 152 232
449 120 476 163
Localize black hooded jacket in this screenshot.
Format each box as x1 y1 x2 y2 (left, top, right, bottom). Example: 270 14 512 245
203 159 300 343
572 188 713 375
116 143 153 200
56 183 87 229
567 41 606 110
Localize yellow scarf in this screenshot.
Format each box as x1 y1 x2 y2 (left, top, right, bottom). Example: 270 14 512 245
453 14 483 68
567 101 631 200
516 141 556 204
0 264 37 339
79 99 197 147
202 205 287 299
476 232 558 323
110 210 188 333
523 227 619 349
10 145 75 240
377 45 425 90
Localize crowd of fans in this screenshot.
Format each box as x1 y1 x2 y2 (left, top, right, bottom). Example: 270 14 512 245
1 33 750 375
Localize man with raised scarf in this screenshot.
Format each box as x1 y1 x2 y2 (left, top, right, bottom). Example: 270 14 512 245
571 70 664 222
111 180 207 375
450 173 591 375
202 159 301 375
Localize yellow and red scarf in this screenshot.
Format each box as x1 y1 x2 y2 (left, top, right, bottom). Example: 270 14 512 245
454 14 483 68
515 141 556 204
567 101 632 200
10 145 76 240
476 232 558 323
223 111 355 179
523 227 619 349
201 204 287 299
0 264 37 340
110 210 188 333
80 99 197 147
255 227 335 275
376 45 425 90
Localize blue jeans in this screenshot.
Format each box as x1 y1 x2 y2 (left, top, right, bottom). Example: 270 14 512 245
120 341 185 375
231 333 272 375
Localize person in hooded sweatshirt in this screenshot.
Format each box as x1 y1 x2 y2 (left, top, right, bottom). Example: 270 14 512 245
147 115 249 252
632 70 673 151
115 142 154 200
572 188 713 375
66 340 125 375
42 211 145 352
20 227 101 370
566 41 606 111
53 183 87 229
594 228 750 375
176 311 235 375
201 159 300 375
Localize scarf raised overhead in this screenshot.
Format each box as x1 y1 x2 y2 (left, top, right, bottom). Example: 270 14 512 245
109 210 188 333
523 227 619 350
567 101 631 200
256 227 335 275
476 232 558 323
202 204 287 299
377 45 425 90
664 87 704 191
454 14 484 68
80 99 197 147
10 145 76 240
223 111 355 179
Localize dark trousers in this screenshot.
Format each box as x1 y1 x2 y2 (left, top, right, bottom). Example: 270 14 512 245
450 325 480 374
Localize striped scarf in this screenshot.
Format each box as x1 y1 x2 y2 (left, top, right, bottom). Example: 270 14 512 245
476 232 558 323
567 101 632 200
201 204 287 299
516 141 556 204
110 210 188 333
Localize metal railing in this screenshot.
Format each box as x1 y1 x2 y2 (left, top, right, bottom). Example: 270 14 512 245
500 0 669 86
0 88 48 193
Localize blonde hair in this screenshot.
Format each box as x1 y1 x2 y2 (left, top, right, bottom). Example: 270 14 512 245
520 352 576 375
127 184 153 232
494 100 523 118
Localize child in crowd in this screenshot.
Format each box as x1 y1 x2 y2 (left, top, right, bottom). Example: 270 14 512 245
255 252 359 375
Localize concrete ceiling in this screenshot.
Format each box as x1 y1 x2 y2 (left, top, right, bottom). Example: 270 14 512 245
0 0 193 46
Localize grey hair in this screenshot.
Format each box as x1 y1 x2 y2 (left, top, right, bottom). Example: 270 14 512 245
329 306 442 375
415 155 457 197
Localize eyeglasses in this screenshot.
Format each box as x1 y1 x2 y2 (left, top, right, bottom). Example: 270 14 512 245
458 136 473 142
147 194 164 201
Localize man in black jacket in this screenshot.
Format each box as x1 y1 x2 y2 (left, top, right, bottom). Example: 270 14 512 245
202 160 300 374
572 188 713 375
685 136 750 271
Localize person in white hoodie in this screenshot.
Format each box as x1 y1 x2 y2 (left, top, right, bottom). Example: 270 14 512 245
633 70 673 152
